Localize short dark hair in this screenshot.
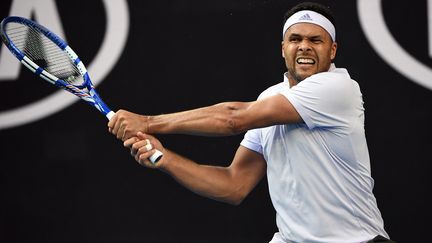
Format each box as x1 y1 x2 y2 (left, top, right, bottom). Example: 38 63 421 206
283 2 336 27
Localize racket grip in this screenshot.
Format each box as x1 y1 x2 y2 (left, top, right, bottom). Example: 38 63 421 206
106 111 115 120
149 149 163 163
105 110 163 163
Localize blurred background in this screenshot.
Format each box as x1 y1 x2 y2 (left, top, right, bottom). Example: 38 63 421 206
0 0 430 242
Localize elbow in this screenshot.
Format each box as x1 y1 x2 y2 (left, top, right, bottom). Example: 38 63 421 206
223 193 246 206
225 118 244 135
224 111 249 135
214 102 249 135
220 187 249 206
230 195 247 206
206 188 247 206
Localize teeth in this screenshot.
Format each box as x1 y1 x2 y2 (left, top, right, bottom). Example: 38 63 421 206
297 58 315 64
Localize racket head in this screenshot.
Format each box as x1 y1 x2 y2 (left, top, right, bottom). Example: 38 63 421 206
1 16 83 84
0 16 112 116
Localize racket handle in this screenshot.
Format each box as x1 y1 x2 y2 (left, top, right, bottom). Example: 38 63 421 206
106 110 163 163
106 111 115 120
149 149 163 163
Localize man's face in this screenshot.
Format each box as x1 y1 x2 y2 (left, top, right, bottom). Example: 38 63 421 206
282 23 337 85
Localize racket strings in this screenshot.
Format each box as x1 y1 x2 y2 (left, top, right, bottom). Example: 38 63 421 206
5 22 84 85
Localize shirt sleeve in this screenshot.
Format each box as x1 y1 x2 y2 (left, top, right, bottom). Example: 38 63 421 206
239 84 280 154
280 72 357 130
240 128 263 154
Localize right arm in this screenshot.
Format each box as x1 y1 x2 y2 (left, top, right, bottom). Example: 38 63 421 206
109 94 302 140
126 132 267 205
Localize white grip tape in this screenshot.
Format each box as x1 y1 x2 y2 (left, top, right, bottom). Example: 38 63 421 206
149 149 163 163
106 111 115 120
144 143 153 151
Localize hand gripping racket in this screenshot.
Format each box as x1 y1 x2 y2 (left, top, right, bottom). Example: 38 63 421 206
0 16 163 163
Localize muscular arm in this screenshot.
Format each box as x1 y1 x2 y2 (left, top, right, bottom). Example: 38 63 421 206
161 146 266 205
109 94 302 140
129 133 267 205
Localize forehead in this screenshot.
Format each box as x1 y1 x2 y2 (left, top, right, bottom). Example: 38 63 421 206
286 22 330 38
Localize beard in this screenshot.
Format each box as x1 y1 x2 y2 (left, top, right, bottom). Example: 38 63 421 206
287 68 309 83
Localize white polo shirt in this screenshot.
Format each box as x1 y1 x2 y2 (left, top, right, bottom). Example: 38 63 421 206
240 65 389 242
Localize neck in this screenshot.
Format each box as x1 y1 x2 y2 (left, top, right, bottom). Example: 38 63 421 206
288 78 298 88
286 72 301 88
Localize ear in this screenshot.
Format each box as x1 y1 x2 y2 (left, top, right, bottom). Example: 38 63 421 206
281 41 285 58
330 42 337 60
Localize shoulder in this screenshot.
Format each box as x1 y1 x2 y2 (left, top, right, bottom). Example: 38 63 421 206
296 66 360 98
307 67 352 86
281 67 364 129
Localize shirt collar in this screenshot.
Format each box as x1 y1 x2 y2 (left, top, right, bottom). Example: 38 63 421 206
283 63 337 86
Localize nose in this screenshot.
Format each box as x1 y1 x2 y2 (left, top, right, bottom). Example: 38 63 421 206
298 40 312 52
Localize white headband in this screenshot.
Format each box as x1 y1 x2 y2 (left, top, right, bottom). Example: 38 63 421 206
282 10 336 41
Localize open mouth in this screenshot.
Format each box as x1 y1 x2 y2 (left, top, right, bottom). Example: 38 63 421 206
296 58 316 65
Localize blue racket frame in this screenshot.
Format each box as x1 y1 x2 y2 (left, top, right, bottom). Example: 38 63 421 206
0 16 114 119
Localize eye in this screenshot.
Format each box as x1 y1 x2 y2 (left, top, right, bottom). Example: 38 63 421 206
289 36 301 42
310 38 323 44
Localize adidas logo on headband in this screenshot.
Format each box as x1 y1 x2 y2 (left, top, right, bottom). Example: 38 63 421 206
298 13 313 21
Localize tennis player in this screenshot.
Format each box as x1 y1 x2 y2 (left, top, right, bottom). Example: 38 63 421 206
109 2 393 242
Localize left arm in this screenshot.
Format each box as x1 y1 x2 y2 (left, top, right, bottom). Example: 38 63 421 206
124 132 267 205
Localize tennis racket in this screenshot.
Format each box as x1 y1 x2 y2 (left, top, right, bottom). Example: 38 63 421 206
0 16 163 163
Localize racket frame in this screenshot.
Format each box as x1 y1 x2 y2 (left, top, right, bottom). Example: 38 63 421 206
0 16 113 119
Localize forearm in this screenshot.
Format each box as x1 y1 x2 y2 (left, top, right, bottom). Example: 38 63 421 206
159 150 246 205
147 102 251 136
110 94 301 140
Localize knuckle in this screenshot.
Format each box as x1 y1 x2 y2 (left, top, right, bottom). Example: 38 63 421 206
124 128 131 135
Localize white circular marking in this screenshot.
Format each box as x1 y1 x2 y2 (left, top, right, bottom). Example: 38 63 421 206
358 0 432 90
0 0 130 129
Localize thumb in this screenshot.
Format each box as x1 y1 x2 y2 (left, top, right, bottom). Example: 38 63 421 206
136 131 147 139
